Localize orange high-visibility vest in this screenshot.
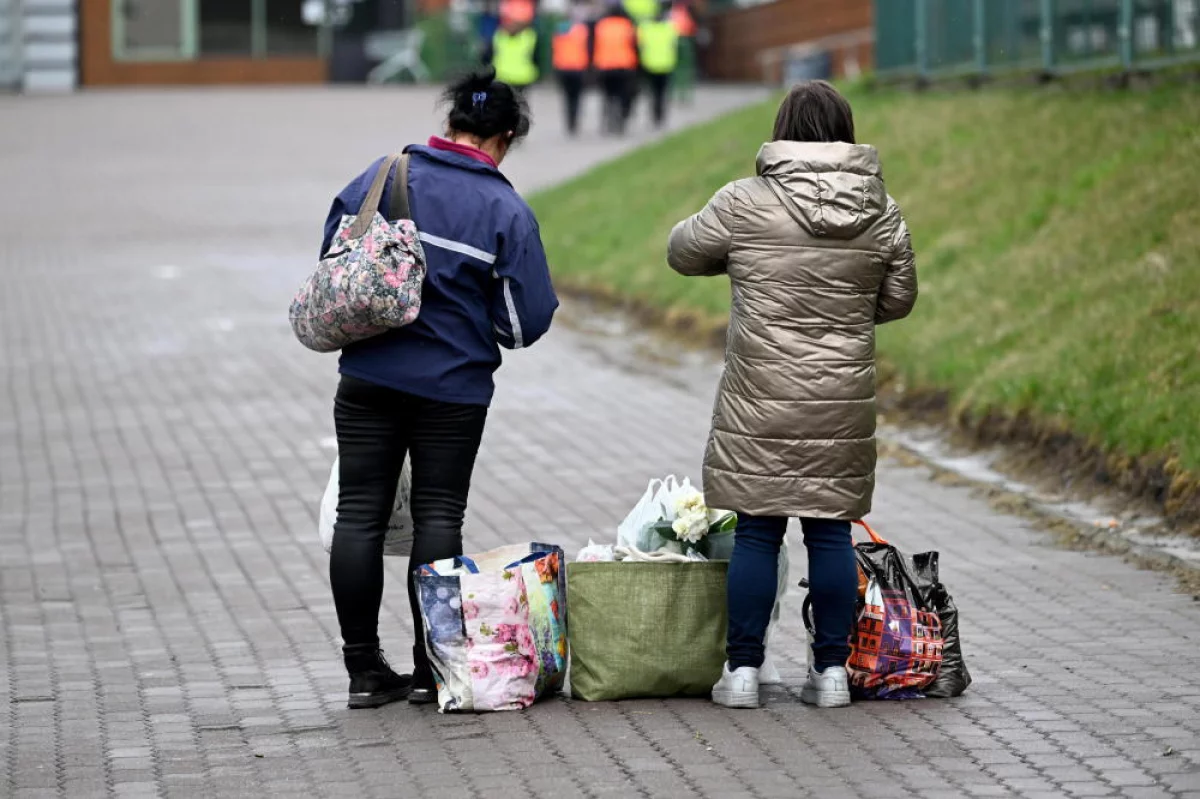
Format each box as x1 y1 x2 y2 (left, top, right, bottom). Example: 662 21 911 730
553 23 590 71
670 4 696 37
593 16 638 71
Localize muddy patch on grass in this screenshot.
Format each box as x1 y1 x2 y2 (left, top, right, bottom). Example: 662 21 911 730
880 426 1200 596
878 382 1200 535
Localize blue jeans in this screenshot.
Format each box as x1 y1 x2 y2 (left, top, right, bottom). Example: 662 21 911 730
726 514 856 672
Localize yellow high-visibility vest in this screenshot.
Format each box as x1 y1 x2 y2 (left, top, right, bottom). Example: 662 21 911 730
638 19 679 75
492 28 539 87
623 0 659 22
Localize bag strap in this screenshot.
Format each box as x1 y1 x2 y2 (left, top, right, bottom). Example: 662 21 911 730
349 154 401 239
387 154 413 222
456 555 480 574
852 528 937 612
853 519 888 544
504 552 549 570
852 519 926 601
613 545 695 563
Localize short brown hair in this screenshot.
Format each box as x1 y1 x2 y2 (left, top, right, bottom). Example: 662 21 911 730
772 81 856 144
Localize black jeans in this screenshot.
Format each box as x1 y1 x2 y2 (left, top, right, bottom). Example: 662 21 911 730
727 515 855 671
557 70 585 134
600 69 636 134
646 71 670 127
330 376 488 670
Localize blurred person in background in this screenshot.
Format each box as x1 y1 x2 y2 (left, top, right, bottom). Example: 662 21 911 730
553 6 592 136
637 2 679 129
499 0 537 26
322 69 558 709
623 0 658 23
622 0 657 114
477 0 502 57
666 81 917 711
592 0 639 134
486 13 542 94
669 0 697 104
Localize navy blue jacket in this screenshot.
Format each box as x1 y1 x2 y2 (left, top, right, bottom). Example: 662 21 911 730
320 145 558 406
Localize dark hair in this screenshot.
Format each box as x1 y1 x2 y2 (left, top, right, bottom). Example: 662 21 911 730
442 68 532 144
772 80 856 144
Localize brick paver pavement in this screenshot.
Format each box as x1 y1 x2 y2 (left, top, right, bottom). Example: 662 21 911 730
2 86 1199 799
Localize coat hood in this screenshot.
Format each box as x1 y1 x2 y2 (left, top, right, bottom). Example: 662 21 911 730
755 141 887 240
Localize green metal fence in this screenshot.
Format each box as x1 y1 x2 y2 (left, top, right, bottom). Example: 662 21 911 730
876 0 1200 79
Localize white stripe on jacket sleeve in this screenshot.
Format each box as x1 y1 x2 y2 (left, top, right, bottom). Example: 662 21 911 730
494 269 524 350
417 232 497 265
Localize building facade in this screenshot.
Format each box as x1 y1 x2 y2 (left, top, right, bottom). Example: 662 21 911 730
79 0 328 85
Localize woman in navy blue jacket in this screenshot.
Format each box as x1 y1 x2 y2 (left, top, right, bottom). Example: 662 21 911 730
321 70 558 709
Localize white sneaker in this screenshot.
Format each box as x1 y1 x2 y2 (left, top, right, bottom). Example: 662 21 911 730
800 665 851 708
758 657 782 686
712 662 760 709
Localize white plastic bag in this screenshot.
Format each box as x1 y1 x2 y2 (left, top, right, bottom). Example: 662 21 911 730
577 540 616 562
616 477 665 550
616 475 703 552
656 475 699 520
318 457 413 556
656 474 685 504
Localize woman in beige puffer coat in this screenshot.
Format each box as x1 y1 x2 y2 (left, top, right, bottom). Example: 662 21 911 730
668 81 917 710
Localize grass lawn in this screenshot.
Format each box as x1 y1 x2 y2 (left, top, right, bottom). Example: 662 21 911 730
530 82 1200 505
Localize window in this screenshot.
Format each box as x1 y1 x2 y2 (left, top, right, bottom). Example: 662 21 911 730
199 0 253 56
112 0 324 62
112 0 192 61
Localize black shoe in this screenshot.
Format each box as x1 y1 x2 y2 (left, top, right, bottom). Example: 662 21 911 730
344 646 412 710
408 648 438 706
408 682 437 705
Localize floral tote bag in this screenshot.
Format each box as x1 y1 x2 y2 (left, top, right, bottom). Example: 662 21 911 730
417 543 567 712
289 153 426 353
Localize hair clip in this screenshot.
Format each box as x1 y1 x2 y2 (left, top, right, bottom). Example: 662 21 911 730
472 91 488 109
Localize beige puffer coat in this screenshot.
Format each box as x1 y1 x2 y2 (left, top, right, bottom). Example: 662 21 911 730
667 141 917 520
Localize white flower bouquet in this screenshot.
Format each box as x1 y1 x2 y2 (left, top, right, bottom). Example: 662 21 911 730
615 476 737 560
648 487 736 559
